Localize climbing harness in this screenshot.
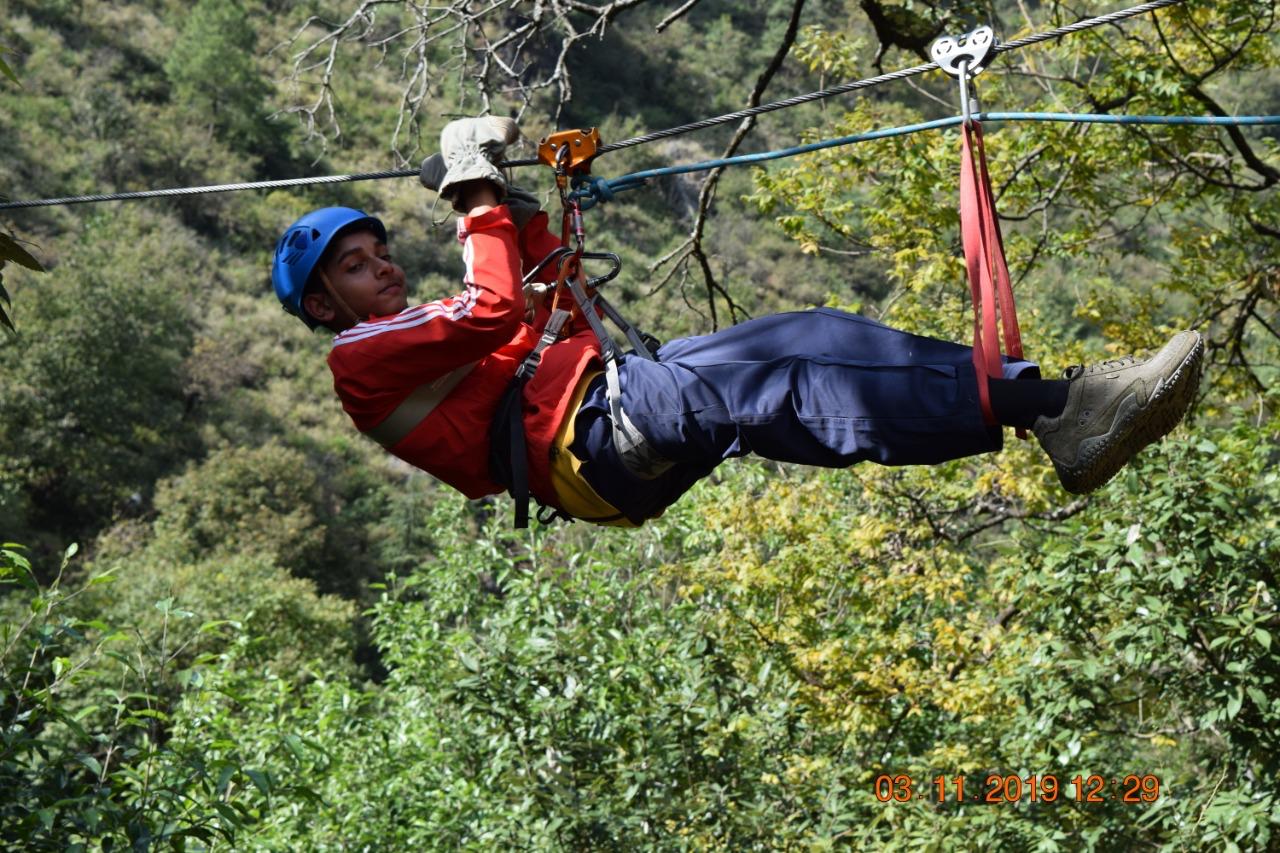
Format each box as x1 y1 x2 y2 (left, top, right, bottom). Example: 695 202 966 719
488 129 664 528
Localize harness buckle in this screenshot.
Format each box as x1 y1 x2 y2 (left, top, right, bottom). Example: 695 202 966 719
537 503 574 526
513 353 543 383
638 333 663 358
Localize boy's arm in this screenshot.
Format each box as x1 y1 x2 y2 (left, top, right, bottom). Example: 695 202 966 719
518 208 566 285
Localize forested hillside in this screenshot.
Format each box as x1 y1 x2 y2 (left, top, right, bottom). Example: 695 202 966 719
2 0 1278 849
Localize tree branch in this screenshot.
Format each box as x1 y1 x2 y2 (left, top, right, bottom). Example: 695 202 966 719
277 0 666 164
649 0 807 329
655 0 702 33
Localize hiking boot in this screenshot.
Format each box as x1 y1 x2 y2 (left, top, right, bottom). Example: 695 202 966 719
1033 330 1204 494
433 117 519 210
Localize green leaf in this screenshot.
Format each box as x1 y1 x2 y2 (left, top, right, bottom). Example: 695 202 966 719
0 232 43 271
1226 688 1243 719
215 765 235 794
0 53 18 86
77 754 104 778
1254 628 1272 651
283 734 306 763
176 827 214 842
244 768 271 797
212 801 241 825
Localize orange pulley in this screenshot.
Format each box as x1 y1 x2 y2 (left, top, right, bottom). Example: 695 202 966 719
537 128 602 188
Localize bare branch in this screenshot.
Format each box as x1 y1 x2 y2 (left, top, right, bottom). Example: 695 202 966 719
648 0 807 329
655 0 701 33
277 0 668 166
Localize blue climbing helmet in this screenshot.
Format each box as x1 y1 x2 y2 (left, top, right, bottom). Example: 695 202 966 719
272 207 388 329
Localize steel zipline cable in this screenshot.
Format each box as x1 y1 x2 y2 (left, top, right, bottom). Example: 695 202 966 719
0 0 1186 212
528 0 1185 163
0 169 423 212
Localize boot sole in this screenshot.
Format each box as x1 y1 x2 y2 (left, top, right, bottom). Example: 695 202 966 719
1057 334 1204 494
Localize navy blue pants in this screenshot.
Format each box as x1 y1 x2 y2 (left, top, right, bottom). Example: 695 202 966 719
569 308 1037 524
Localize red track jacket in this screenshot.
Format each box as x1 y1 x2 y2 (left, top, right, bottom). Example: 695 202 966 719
326 205 600 506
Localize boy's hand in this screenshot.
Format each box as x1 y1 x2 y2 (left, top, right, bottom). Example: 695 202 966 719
523 282 550 323
428 117 519 212
421 153 543 230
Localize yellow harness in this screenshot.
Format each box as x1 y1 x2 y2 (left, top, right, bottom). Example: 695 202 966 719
548 370 640 527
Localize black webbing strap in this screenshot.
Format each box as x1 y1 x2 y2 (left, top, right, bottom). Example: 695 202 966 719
594 293 661 360
490 249 666 527
564 273 623 364
490 309 573 528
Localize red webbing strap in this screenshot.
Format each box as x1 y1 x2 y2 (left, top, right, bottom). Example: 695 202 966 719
959 120 1026 439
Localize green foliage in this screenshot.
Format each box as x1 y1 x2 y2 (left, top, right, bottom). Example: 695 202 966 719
164 0 274 157
81 548 359 684
195 498 844 849
361 504 813 848
999 411 1280 849
0 212 197 539
0 46 19 86
0 543 265 849
151 441 327 570
111 407 1278 850
140 438 397 597
0 518 356 850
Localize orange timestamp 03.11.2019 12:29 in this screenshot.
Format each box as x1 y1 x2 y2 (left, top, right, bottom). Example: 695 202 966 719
873 773 1162 804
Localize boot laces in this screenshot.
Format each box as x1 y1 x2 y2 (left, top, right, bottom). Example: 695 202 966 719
1062 355 1139 380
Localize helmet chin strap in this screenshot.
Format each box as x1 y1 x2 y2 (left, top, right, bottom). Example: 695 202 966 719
317 268 365 328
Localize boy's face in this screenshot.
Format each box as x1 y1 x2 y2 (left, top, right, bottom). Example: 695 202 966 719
302 229 409 327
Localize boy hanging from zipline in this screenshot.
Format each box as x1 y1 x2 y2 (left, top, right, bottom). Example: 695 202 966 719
271 117 1202 527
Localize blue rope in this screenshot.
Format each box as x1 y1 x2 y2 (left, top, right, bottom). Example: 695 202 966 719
572 112 1280 209
983 112 1280 126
